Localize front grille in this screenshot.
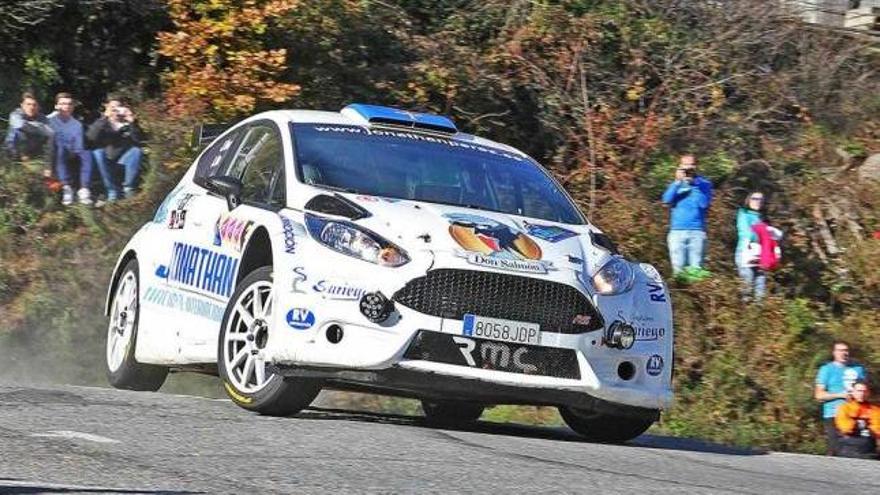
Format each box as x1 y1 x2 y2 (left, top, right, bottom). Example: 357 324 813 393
392 269 603 333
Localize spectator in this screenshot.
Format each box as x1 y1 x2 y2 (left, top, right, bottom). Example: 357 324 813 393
661 154 714 277
88 97 144 201
835 380 880 459
48 92 93 206
815 341 867 455
734 192 782 301
4 92 54 175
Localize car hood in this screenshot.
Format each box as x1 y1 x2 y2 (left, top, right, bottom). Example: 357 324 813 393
305 191 616 282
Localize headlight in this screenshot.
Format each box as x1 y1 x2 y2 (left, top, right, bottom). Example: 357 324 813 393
305 214 409 267
592 257 634 295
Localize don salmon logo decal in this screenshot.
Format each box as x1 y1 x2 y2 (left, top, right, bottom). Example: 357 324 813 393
445 213 549 273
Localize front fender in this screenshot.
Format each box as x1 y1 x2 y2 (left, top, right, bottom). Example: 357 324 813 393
105 223 153 315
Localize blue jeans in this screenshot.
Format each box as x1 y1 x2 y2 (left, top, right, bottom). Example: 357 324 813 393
54 144 92 188
94 147 142 196
737 263 767 300
667 229 707 274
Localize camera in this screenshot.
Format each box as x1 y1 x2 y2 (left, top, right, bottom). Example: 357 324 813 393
682 168 695 178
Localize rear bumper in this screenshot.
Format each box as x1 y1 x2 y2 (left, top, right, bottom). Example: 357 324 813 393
270 364 661 422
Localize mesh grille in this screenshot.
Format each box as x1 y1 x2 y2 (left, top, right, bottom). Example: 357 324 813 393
393 269 603 333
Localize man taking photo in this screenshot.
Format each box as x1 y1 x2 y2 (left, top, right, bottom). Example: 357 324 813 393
661 154 713 278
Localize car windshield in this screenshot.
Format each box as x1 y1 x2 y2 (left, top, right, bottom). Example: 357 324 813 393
291 123 584 224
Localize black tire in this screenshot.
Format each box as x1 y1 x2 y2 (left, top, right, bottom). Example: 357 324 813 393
421 400 485 425
559 407 654 443
105 258 168 391
218 266 320 416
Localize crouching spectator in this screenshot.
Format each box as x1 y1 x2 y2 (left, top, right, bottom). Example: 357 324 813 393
5 92 54 175
88 97 143 201
48 92 93 206
835 381 880 459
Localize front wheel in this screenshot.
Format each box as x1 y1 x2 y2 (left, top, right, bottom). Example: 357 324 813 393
421 400 485 425
106 258 168 391
218 266 320 416
559 407 654 443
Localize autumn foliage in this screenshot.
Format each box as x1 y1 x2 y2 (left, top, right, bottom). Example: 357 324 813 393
157 0 301 119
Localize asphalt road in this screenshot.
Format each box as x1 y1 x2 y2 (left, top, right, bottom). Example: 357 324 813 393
1 384 878 494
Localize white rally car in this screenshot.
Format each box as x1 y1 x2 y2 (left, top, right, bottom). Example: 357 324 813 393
105 104 673 441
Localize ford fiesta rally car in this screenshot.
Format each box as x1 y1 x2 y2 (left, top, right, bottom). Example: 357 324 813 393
105 104 673 442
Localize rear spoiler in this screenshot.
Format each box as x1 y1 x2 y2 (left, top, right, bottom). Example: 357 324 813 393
191 123 233 149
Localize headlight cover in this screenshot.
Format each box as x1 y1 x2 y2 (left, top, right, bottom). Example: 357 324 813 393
592 257 635 295
305 213 409 267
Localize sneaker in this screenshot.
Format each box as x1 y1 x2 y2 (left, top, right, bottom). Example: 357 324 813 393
123 186 135 199
61 185 74 206
77 187 94 206
107 190 119 202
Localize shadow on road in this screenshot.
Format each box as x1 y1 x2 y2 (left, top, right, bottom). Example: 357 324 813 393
299 406 765 456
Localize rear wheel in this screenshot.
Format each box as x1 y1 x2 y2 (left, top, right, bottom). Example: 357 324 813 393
421 400 485 425
559 407 654 443
218 266 320 415
106 258 168 391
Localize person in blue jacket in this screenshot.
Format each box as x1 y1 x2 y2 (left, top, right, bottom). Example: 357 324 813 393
735 191 766 300
661 154 713 275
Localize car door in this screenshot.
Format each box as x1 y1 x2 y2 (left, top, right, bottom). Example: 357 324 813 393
176 121 287 362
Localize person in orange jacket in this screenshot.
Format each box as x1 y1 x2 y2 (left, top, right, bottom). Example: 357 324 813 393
834 380 880 459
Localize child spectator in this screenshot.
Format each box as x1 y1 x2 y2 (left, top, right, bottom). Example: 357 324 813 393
48 92 93 206
834 380 880 459
815 341 868 455
4 92 54 175
87 96 144 201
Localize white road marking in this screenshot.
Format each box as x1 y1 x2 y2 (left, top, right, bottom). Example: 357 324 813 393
31 430 120 444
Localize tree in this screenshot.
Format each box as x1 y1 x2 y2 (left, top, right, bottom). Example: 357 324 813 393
157 0 301 119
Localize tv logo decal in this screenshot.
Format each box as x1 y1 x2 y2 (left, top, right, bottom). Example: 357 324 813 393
286 308 315 330
646 354 664 376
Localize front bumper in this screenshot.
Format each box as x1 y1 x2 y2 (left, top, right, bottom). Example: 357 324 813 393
265 250 674 411
270 364 661 421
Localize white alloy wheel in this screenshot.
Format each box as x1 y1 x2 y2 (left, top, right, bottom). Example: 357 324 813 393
222 280 275 393
107 271 138 372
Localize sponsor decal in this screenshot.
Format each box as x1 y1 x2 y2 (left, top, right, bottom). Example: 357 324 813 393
312 279 365 301
311 125 527 162
647 282 667 303
143 286 226 322
214 214 255 252
452 336 537 373
466 253 548 274
223 381 253 404
634 326 666 341
164 242 240 298
168 209 187 230
646 354 664 376
445 213 553 273
286 308 315 330
291 266 308 293
153 184 187 224
356 195 379 202
640 263 663 283
279 216 303 255
572 314 592 326
523 222 578 243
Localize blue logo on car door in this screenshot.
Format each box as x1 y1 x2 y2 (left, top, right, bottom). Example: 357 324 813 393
286 308 315 330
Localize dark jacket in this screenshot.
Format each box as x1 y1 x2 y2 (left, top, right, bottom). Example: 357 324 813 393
87 117 143 162
5 108 54 159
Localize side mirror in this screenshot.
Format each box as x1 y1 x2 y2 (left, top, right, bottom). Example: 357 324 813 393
204 175 243 210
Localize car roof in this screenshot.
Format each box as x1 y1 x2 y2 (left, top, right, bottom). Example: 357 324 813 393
243 109 530 159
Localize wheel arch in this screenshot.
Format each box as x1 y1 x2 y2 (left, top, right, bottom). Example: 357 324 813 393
106 250 138 316
238 226 273 284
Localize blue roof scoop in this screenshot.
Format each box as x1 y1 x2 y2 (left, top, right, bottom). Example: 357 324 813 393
342 103 458 134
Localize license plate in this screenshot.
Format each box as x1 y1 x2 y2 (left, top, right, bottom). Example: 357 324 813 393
462 314 540 345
